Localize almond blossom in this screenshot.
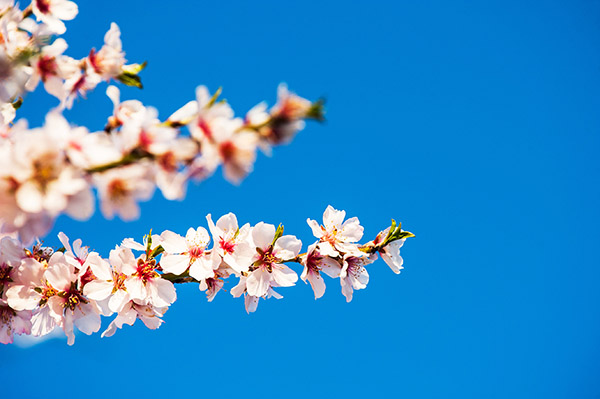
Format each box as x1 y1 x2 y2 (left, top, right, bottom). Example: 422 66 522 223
81 246 130 313
122 248 176 308
101 299 166 338
245 222 301 298
31 0 78 35
299 242 341 299
307 205 364 257
206 213 254 274
340 253 376 303
87 23 125 81
43 252 101 345
0 300 31 344
93 163 155 221
160 226 220 280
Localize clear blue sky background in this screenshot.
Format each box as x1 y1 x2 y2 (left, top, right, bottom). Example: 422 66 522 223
2 1 600 398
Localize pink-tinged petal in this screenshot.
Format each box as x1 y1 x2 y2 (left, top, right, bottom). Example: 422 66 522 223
252 222 275 250
244 295 259 313
106 85 120 109
31 307 57 337
109 247 136 275
52 0 78 20
116 198 140 221
274 235 302 260
168 100 198 125
63 311 75 345
381 239 405 274
152 279 176 307
11 312 32 336
341 278 354 303
223 253 244 274
306 270 326 299
140 314 163 330
188 257 214 281
246 268 271 297
272 265 298 287
94 297 113 317
352 269 369 289
121 238 146 251
216 212 238 233
159 230 187 254
160 254 189 275
44 38 68 56
335 242 363 257
323 205 345 230
124 277 146 301
268 287 283 299
307 218 324 238
0 237 25 262
65 188 94 220
0 325 12 344
47 296 64 319
57 232 72 253
108 290 129 313
186 226 210 246
13 258 44 287
104 23 121 48
230 277 247 298
340 217 364 242
73 303 101 335
44 262 73 291
5 286 40 311
101 307 136 338
320 257 342 278
89 256 112 281
117 306 137 327
317 241 339 258
15 181 44 213
300 264 309 281
83 280 113 301
206 213 220 239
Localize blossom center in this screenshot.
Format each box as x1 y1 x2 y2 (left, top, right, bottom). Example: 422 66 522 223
59 284 88 311
0 305 15 326
188 246 204 259
108 179 129 202
32 157 59 189
79 267 96 287
112 272 127 292
0 264 12 285
36 0 51 14
136 259 158 283
219 238 235 254
219 141 236 161
37 55 57 81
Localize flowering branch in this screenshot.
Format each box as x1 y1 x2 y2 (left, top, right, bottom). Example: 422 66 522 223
0 206 413 345
0 0 324 245
0 1 415 348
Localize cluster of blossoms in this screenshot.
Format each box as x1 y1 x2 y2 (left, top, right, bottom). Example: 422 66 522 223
0 206 414 345
0 0 324 244
0 2 415 347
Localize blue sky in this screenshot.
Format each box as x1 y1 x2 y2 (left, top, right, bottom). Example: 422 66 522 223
2 1 600 398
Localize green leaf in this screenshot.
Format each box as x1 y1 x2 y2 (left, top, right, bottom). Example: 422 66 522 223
306 98 326 122
146 229 153 253
151 245 164 258
117 72 143 89
272 223 284 245
385 219 397 242
121 61 147 75
207 87 223 108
